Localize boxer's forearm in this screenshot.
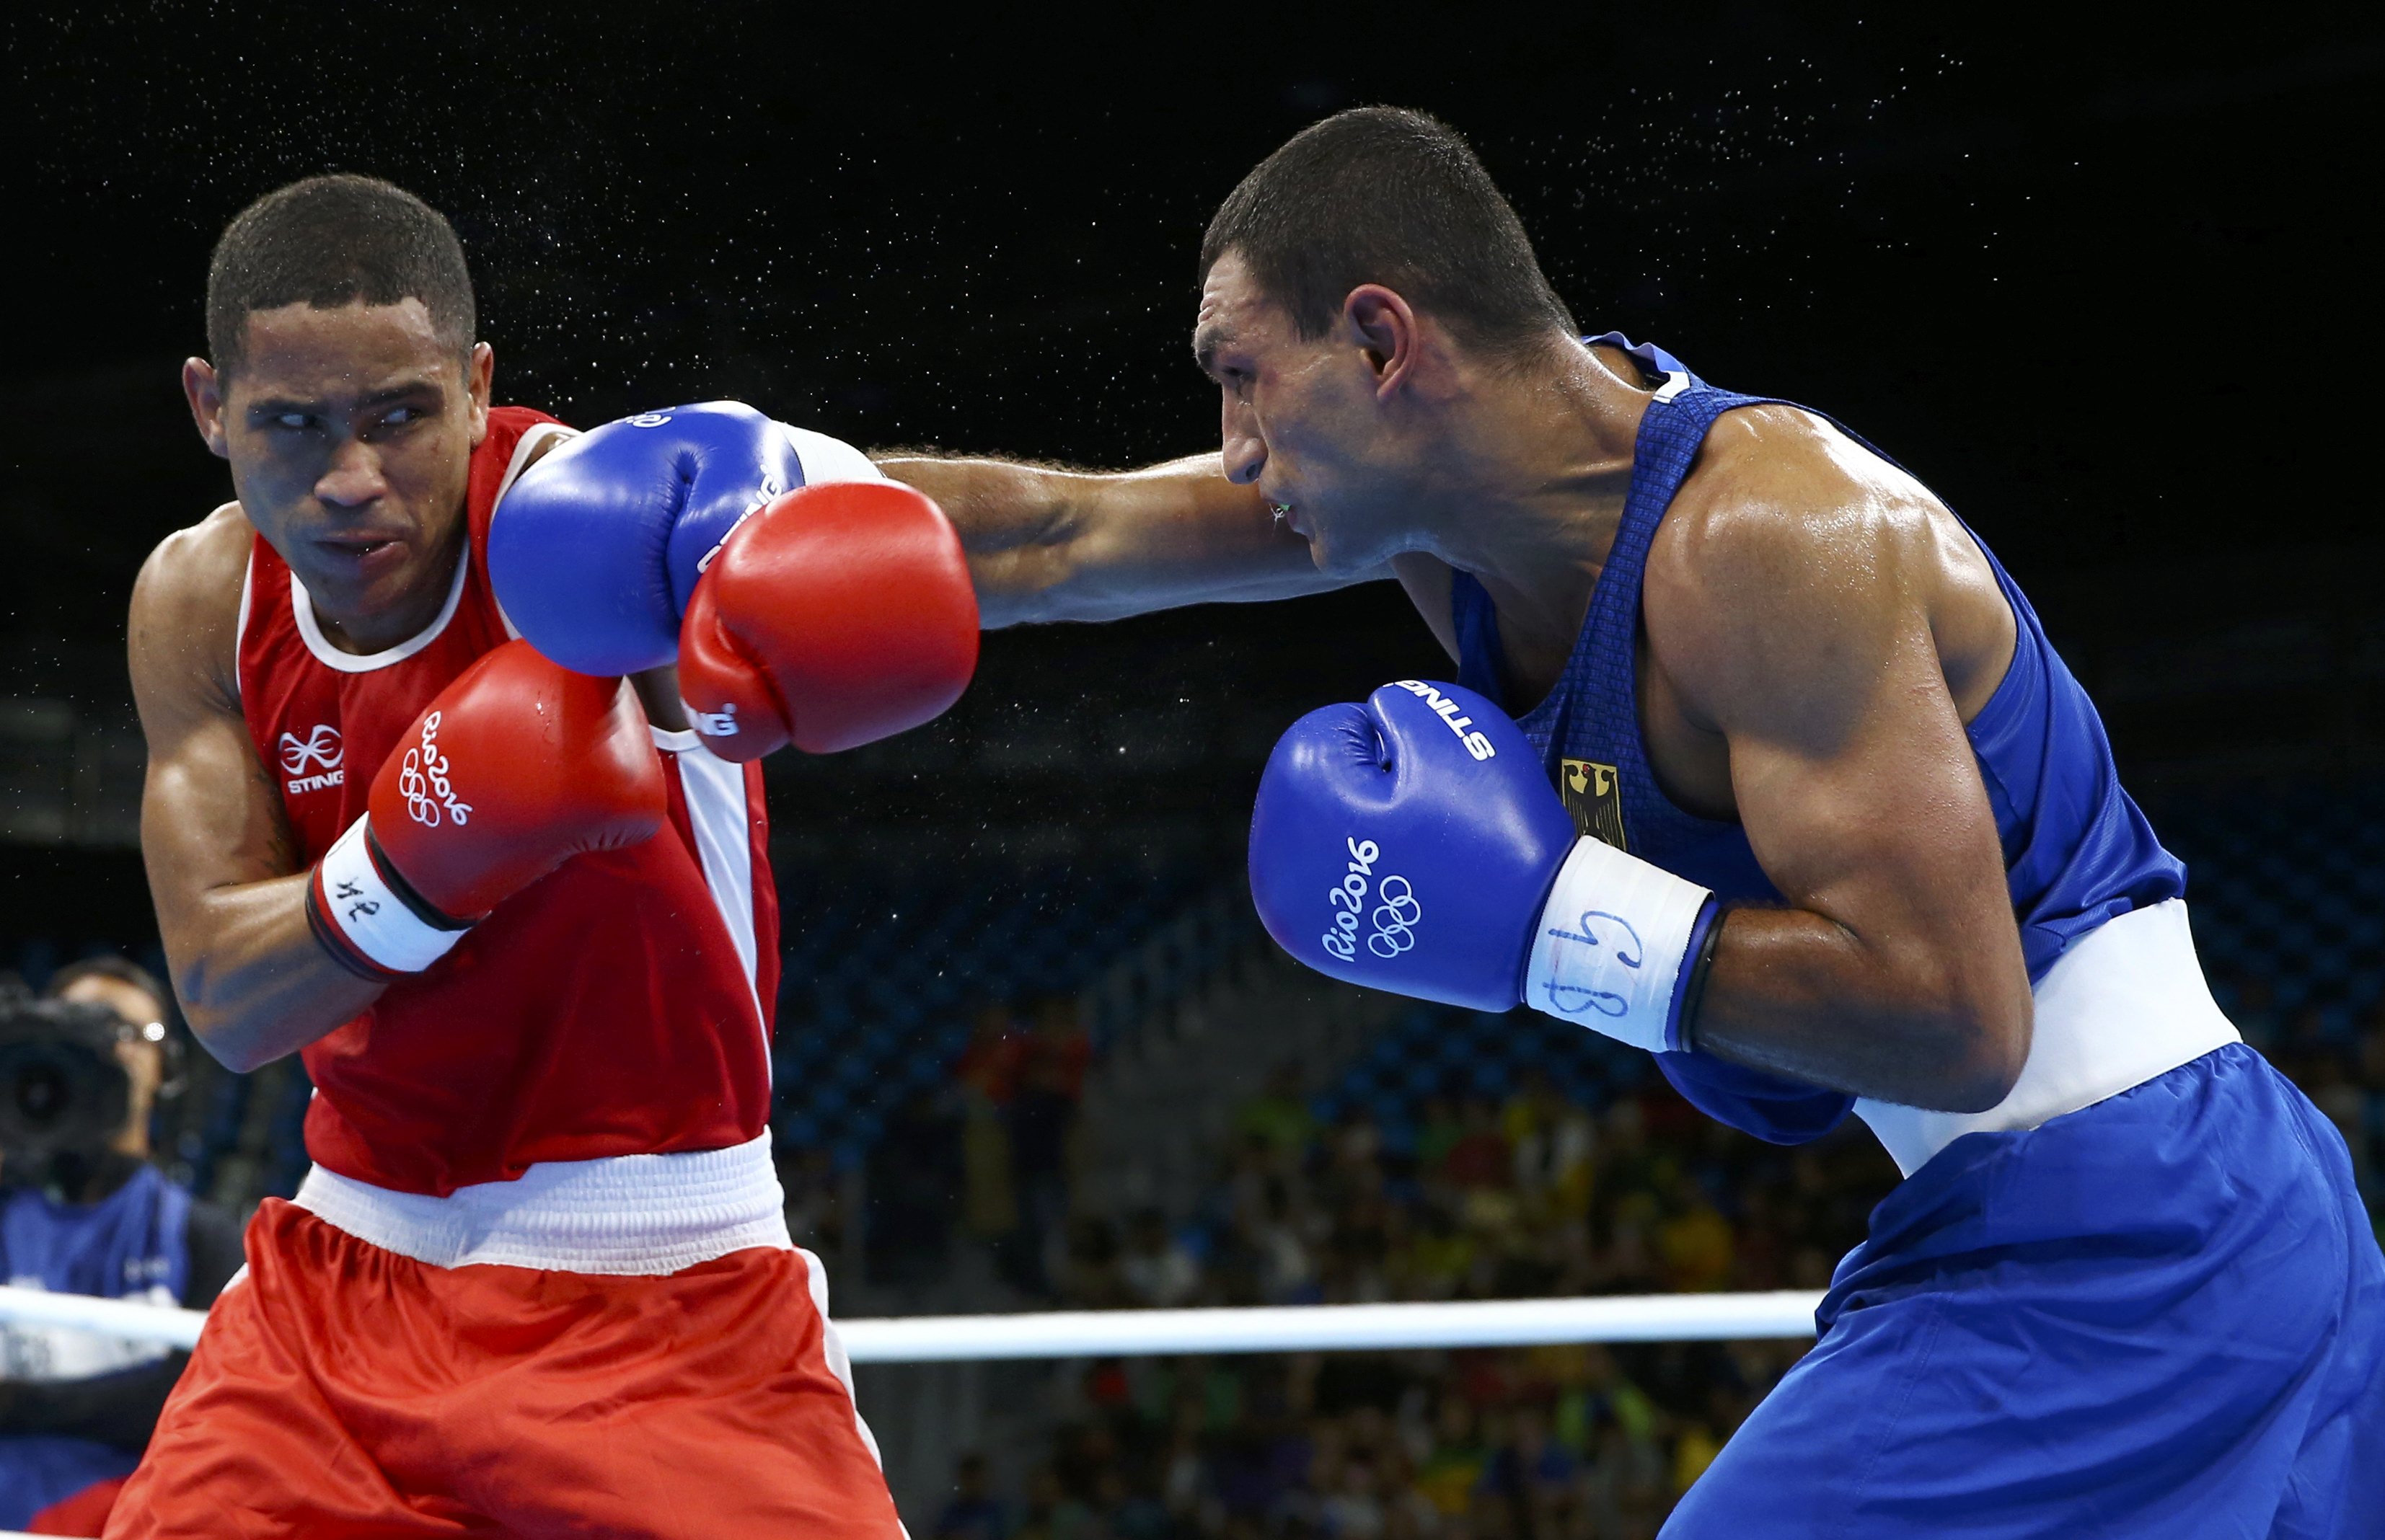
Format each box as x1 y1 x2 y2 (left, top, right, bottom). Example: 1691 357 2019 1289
154 870 382 1072
133 704 382 1069
878 451 1344 627
1687 906 2031 1112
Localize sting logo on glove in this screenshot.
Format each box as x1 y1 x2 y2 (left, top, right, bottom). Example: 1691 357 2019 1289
692 480 788 580
687 702 740 740
1391 681 1498 762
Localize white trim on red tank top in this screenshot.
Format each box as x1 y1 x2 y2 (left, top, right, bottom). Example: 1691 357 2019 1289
233 544 255 702
488 420 577 642
495 420 576 500
288 541 471 673
654 725 769 1070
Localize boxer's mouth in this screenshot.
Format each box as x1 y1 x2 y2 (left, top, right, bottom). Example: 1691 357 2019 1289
318 531 405 556
315 530 412 578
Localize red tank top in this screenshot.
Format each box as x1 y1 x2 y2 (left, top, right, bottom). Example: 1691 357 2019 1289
237 407 780 1196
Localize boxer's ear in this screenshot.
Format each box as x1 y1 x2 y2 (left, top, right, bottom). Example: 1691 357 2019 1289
1343 284 1421 400
465 342 494 446
182 357 229 460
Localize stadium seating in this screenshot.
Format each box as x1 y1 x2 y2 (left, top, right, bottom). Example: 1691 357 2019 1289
770 861 1206 1167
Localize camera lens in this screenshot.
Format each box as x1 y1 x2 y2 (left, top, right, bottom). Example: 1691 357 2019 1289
0 1003 131 1161
14 1061 69 1126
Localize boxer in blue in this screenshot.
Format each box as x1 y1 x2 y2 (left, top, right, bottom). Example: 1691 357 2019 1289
887 107 2385 1535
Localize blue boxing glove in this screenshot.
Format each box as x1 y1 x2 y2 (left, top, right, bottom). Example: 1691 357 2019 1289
1249 680 1721 1053
488 402 801 676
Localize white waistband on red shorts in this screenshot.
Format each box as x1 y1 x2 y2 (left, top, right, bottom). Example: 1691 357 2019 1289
293 1132 793 1275
1854 899 2242 1178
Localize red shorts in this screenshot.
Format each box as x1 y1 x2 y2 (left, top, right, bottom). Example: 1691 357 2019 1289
103 1200 902 1539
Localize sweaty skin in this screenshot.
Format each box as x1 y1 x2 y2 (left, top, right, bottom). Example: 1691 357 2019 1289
138 301 662 1071
885 252 2030 1112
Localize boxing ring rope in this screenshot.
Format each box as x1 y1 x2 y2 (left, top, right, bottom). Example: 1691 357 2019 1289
0 1283 1823 1360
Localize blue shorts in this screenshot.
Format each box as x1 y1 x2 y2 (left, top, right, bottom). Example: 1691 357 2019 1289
1664 1045 2385 1539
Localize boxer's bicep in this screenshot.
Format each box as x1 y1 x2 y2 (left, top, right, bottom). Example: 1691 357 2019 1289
1723 606 2012 975
1651 496 2030 1108
130 518 373 1061
129 518 291 895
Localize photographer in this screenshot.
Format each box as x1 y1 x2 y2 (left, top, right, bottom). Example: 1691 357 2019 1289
0 960 241 1534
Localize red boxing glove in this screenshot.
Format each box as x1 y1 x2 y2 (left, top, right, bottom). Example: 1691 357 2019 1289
677 481 979 760
307 640 667 978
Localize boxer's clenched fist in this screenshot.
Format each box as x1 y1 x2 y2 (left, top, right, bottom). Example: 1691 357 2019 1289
677 481 979 759
306 640 667 978
1248 680 1719 1053
488 402 800 676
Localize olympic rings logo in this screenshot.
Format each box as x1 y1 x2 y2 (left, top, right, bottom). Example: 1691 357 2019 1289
1320 837 1422 964
1367 875 1421 957
398 712 473 828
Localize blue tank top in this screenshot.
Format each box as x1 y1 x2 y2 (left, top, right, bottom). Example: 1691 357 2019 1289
1451 335 2185 1143
0 1164 192 1526
0 1163 191 1308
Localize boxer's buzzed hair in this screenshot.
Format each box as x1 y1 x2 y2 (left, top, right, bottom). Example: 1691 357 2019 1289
206 174 476 376
1201 107 1575 355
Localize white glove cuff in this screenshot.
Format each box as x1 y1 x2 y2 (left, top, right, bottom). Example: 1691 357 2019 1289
308 816 468 978
1524 838 1714 1053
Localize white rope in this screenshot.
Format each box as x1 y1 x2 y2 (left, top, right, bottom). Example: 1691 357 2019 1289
0 1282 1820 1361
839 1292 1822 1360
0 1285 205 1350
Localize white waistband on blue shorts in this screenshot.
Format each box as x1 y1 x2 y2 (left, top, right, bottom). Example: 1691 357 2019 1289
1855 899 2242 1178
294 1131 793 1275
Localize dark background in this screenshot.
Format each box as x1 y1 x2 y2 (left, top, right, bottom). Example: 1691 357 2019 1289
2 4 2381 945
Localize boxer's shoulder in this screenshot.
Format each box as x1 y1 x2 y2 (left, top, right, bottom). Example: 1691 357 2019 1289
1667 403 1943 544
137 502 255 620
1641 404 1957 720
129 503 254 708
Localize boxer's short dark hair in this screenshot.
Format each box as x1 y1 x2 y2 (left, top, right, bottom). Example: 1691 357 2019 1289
206 174 475 376
1200 107 1575 355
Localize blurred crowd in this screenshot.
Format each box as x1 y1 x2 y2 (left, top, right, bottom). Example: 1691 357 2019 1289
940 1335 1812 1540
927 999 2385 1539
1060 1065 1886 1314
927 1051 1893 1539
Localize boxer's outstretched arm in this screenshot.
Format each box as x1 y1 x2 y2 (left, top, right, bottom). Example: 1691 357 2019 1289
1646 458 2033 1112
878 451 1367 627
130 508 382 1071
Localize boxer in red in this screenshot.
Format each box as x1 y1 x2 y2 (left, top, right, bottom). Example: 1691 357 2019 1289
118 174 975 1537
